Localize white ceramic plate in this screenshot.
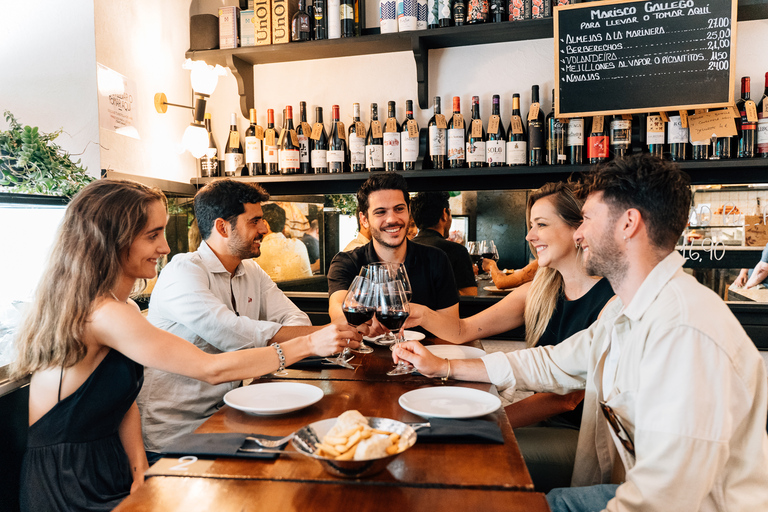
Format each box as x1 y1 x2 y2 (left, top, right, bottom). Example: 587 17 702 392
484 285 511 294
224 382 324 416
398 386 502 419
364 330 426 342
425 345 487 360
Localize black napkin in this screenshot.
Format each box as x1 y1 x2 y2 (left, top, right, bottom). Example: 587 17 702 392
161 433 287 460
416 418 504 444
288 356 346 369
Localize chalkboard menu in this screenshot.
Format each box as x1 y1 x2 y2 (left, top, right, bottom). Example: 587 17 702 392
555 0 737 117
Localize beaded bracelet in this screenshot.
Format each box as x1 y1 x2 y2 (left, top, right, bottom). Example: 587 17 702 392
441 358 451 382
272 343 286 373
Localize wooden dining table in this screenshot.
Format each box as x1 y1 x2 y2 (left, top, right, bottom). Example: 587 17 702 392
115 338 551 512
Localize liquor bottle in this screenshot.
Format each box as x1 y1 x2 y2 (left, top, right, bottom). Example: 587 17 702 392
365 103 384 171
224 112 244 176
609 115 631 160
428 96 447 169
466 0 488 23
567 115 584 165
527 85 545 166
328 0 341 38
489 0 505 22
453 0 465 25
758 72 768 158
645 113 665 158
737 76 757 158
200 113 219 177
314 0 327 39
383 101 401 172
341 0 355 36
292 0 311 41
546 89 567 165
297 102 311 174
428 0 439 28
438 0 452 26
328 104 346 173
279 105 301 175
311 107 329 173
486 94 506 167
667 113 688 161
244 108 263 176
401 100 419 171
690 109 709 161
466 96 486 168
506 93 527 166
264 109 279 175
447 96 466 168
348 103 366 171
587 115 609 164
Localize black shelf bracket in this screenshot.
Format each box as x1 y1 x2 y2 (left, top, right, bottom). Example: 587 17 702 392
227 54 254 119
412 35 429 110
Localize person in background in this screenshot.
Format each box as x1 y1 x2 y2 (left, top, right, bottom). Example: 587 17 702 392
403 181 613 491
10 179 358 511
138 179 357 461
301 219 321 274
733 243 768 289
394 155 768 512
406 215 418 240
410 191 477 296
342 205 371 252
483 259 539 290
256 203 313 281
327 173 460 337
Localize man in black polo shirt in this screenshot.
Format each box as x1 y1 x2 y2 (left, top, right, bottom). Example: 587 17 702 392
327 174 459 335
410 191 477 296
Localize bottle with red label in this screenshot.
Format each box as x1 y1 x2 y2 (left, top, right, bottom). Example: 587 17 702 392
587 115 609 164
757 72 768 158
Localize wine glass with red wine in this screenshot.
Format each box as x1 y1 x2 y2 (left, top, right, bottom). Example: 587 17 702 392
478 240 497 279
342 276 375 354
376 280 414 376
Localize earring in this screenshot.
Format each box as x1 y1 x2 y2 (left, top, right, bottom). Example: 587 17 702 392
575 242 581 249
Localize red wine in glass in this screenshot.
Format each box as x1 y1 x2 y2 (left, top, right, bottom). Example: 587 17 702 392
376 310 410 331
343 307 375 326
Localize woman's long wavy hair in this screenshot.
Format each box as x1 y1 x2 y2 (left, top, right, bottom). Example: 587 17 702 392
10 180 166 380
523 182 584 347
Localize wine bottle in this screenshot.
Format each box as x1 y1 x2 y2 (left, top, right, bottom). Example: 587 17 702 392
264 109 279 175
328 104 346 173
758 72 768 158
365 103 384 171
224 112 244 176
466 95 486 168
401 100 419 171
546 89 567 165
296 102 311 174
428 0 439 28
453 0 465 25
527 85 545 166
279 105 301 175
690 109 709 161
314 0 327 39
341 0 355 36
645 113 665 158
292 0 311 41
438 0 452 26
667 113 688 162
587 115 609 164
244 108 263 176
610 115 631 160
349 102 366 171
489 0 505 22
328 0 341 38
567 115 584 165
506 93 527 166
311 106 329 173
466 0 488 23
737 76 757 158
428 96 447 170
383 101 401 172
486 94 506 167
200 113 219 178
447 96 466 168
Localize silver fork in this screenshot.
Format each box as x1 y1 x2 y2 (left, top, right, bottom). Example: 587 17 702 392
408 422 430 432
245 433 295 448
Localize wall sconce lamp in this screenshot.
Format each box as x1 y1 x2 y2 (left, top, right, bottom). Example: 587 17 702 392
154 59 226 158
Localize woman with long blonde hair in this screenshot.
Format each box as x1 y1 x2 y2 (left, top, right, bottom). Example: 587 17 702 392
11 179 358 511
403 181 614 490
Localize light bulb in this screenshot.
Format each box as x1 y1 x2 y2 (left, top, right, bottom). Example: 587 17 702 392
183 59 226 95
182 123 209 158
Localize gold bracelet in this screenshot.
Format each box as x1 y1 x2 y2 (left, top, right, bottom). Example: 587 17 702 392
441 358 451 381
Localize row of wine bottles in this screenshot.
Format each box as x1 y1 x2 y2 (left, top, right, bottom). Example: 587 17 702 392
199 72 768 177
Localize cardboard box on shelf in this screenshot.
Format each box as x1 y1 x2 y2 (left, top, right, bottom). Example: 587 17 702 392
219 6 240 49
272 0 299 44
254 0 272 45
241 10 255 46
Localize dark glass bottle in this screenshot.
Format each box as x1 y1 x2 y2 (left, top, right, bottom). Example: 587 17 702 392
341 0 355 37
383 101 401 172
224 112 244 176
279 105 300 175
297 101 311 174
486 94 506 167
737 76 757 158
264 109 279 175
365 103 384 171
348 102 366 171
328 104 346 173
758 72 768 158
401 100 419 171
527 85 545 166
438 0 452 27
489 0 505 22
200 112 219 177
453 0 466 25
447 96 466 168
587 115 609 164
667 113 688 162
244 108 263 176
466 96 486 168
690 110 710 161
314 0 327 40
506 93 527 166
311 107 328 173
428 96 446 170
292 0 311 41
609 115 631 160
567 115 584 165
546 89 567 165
643 113 665 158
466 0 488 23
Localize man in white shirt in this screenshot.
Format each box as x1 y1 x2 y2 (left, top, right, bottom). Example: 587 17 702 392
342 206 371 252
393 154 768 512
255 203 313 281
137 180 359 459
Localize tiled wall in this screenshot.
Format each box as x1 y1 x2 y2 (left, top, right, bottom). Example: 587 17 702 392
693 189 766 218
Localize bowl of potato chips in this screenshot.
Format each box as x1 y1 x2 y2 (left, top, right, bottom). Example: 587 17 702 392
291 410 417 478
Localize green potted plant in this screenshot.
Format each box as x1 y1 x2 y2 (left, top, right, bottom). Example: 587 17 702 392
0 110 93 197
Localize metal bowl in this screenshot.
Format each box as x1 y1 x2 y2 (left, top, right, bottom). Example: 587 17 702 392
291 417 417 478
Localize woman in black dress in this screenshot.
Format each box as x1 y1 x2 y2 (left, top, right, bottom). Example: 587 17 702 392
9 179 359 511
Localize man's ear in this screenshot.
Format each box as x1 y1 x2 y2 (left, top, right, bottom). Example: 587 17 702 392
360 212 369 229
214 217 230 239
441 208 451 223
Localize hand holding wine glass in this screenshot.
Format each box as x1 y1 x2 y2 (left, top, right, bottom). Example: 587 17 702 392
341 275 375 354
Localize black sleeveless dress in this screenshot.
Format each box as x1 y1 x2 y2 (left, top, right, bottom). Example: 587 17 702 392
20 349 144 512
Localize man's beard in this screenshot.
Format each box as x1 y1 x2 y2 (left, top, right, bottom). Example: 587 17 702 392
228 227 261 259
371 223 406 250
584 230 627 283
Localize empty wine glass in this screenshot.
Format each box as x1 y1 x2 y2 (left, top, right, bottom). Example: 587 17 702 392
375 281 415 376
342 276 375 354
